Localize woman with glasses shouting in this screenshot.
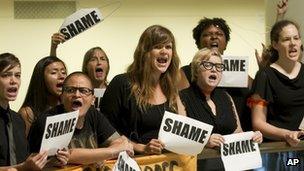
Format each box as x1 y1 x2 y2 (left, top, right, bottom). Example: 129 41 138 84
180 48 262 170
28 72 133 166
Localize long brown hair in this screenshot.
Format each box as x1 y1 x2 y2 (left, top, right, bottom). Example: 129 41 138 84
127 25 180 112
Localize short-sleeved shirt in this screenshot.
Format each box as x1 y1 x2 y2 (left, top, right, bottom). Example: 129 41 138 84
28 105 116 152
0 106 28 166
181 64 252 131
251 64 304 131
100 73 174 144
180 83 237 135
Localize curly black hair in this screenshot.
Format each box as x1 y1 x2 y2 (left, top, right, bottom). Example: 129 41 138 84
193 17 231 49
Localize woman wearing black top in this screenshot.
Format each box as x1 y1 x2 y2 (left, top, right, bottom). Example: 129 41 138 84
249 20 304 170
180 48 262 170
100 25 186 155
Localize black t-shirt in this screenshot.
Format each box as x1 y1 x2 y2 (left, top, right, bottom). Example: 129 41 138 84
100 73 174 144
180 83 237 135
28 105 116 152
251 64 304 131
0 107 28 166
181 64 252 131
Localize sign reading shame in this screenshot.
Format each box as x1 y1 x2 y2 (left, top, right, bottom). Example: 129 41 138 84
218 56 248 88
59 8 103 41
221 131 262 171
158 111 213 155
40 110 79 156
113 151 141 171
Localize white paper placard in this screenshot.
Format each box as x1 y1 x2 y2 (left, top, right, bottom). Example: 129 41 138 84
221 131 262 171
218 56 248 88
59 8 103 41
112 151 141 171
158 111 213 155
40 110 79 156
94 88 106 110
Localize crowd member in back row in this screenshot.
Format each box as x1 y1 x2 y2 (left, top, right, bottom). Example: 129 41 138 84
180 48 262 170
19 56 67 137
178 17 253 131
249 20 304 171
50 33 110 109
100 25 186 155
28 72 133 166
0 53 69 170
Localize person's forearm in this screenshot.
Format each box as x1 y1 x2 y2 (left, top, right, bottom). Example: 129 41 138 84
50 44 57 57
253 120 290 141
131 142 146 154
0 163 24 171
69 148 114 165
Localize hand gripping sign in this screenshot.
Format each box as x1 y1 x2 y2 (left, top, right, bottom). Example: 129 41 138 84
221 131 262 171
59 8 103 41
158 111 213 155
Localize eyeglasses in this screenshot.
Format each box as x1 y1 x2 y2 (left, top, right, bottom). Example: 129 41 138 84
200 61 224 72
63 86 93 96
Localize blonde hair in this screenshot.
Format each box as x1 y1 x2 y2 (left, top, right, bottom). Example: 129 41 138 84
127 25 180 112
191 48 221 82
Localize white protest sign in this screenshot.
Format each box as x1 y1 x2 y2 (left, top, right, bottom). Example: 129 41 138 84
221 131 262 171
40 110 79 156
218 56 248 88
94 88 106 111
59 8 103 41
158 111 213 155
299 116 304 130
112 151 141 171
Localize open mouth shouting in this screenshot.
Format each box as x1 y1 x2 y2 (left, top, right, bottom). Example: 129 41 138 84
71 99 83 111
56 82 63 89
156 56 168 64
210 42 219 48
289 48 299 58
208 74 219 85
7 87 18 98
95 67 104 78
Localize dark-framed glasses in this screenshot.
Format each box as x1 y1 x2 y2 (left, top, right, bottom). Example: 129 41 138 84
63 86 93 96
200 61 224 72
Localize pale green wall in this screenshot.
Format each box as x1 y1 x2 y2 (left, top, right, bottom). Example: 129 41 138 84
265 0 304 44
0 0 265 110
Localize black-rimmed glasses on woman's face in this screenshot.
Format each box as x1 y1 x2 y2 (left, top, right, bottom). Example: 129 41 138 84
200 61 224 72
63 86 94 96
